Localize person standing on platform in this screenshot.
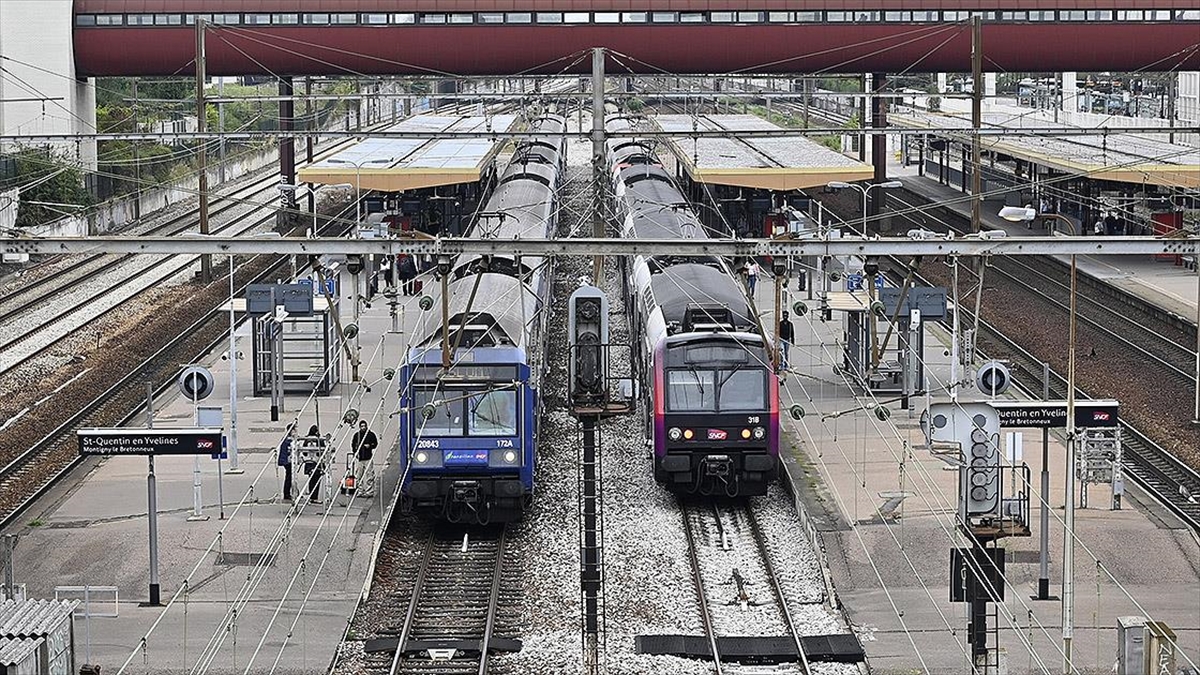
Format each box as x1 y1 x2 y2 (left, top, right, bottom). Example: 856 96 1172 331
1094 218 1105 237
747 260 759 296
302 424 325 505
777 310 795 374
277 423 295 502
352 420 379 498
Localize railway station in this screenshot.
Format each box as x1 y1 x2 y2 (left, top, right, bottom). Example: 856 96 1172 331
0 2 1199 674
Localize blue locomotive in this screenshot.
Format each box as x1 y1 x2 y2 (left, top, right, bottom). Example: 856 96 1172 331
397 115 564 522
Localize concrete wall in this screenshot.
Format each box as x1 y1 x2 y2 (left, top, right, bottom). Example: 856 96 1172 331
0 0 97 168
28 144 284 238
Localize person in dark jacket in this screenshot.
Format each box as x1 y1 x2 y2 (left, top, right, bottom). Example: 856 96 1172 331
278 423 296 502
777 310 795 373
397 254 418 296
302 424 325 504
351 421 379 497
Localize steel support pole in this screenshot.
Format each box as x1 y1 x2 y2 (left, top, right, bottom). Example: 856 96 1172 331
1193 257 1199 423
591 48 606 286
195 20 211 283
1036 361 1052 600
871 72 888 222
1 535 14 601
227 254 242 473
970 16 983 234
581 416 601 651
1062 254 1077 673
146 382 161 605
188 387 208 521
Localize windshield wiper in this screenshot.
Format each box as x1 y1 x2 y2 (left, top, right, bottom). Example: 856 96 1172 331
688 365 706 395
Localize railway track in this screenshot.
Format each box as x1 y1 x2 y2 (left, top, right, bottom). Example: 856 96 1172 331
680 498 811 675
863 190 1200 533
363 525 513 675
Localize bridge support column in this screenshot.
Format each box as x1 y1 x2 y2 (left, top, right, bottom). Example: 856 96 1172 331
279 76 297 228
870 72 888 229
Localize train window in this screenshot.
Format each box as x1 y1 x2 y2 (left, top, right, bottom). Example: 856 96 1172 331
450 13 474 24
768 12 792 22
332 13 357 24
421 14 447 24
537 13 563 23
303 14 330 25
595 13 620 23
564 12 590 23
826 12 850 22
667 370 716 412
75 15 97 26
363 13 388 25
680 12 705 22
392 13 416 23
622 13 648 23
154 14 182 25
1117 10 1144 20
128 15 154 26
710 12 735 22
271 14 298 25
411 389 465 436
716 370 766 411
479 13 504 23
795 11 821 22
243 14 271 25
736 12 764 22
1086 11 1113 20
652 12 678 23
884 11 911 21
468 390 518 436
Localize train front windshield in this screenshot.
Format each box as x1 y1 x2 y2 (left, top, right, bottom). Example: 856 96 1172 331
411 386 519 436
667 368 766 412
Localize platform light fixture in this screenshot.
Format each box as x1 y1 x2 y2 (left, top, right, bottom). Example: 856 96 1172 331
999 205 1080 661
826 180 903 238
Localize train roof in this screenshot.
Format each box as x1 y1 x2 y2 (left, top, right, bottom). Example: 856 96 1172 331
650 264 754 328
417 273 540 351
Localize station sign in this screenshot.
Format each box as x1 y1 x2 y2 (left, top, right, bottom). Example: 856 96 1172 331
297 277 337 298
77 428 224 456
992 400 1119 429
245 283 313 316
845 272 884 292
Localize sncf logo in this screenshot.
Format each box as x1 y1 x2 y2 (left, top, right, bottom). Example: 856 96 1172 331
707 429 728 441
1092 411 1111 422
197 439 216 449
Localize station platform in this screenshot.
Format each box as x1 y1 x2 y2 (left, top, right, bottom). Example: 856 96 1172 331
759 273 1200 674
893 107 1200 190
3 265 434 673
655 114 873 191
895 167 1199 321
299 114 519 192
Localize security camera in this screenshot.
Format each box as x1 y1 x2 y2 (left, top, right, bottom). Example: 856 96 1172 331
347 255 364 275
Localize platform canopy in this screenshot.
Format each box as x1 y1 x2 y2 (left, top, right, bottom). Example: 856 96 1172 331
896 110 1200 190
655 114 873 191
299 115 518 193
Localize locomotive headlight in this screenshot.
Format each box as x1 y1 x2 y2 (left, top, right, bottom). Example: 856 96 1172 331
504 450 518 463
668 427 682 441
753 427 766 440
414 451 429 464
741 428 752 439
683 429 694 440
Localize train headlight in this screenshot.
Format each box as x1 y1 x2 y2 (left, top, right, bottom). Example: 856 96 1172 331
683 429 694 440
753 427 766 440
668 427 682 441
741 428 751 440
414 451 429 464
504 450 518 463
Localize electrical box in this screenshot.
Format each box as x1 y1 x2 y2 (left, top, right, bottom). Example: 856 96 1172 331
1116 616 1146 675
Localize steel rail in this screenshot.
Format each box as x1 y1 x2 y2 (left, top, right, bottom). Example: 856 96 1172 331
745 506 813 674
679 498 725 675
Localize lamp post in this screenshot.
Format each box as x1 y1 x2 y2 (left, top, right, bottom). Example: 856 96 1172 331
826 180 903 237
1000 206 1078 672
326 158 393 382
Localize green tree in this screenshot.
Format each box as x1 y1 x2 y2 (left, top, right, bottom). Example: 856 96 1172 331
5 148 91 228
